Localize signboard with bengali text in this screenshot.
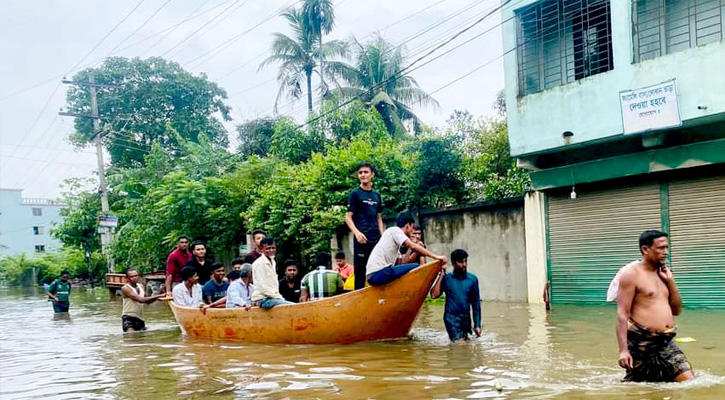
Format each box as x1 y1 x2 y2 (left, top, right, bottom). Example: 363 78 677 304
620 79 681 135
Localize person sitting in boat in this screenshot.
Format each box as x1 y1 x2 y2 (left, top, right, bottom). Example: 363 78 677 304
226 264 254 309
396 223 427 266
300 252 344 302
231 258 245 272
202 263 229 307
333 251 354 283
243 228 267 264
366 212 448 287
251 238 293 309
279 260 302 303
172 266 204 309
429 249 482 343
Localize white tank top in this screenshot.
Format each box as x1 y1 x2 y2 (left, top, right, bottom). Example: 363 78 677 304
122 283 145 320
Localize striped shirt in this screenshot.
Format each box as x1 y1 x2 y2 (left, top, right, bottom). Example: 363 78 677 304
301 267 344 301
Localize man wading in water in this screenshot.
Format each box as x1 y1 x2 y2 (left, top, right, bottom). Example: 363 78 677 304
616 230 694 382
121 268 165 332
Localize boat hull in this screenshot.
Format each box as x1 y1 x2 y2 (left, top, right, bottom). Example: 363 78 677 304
168 261 441 344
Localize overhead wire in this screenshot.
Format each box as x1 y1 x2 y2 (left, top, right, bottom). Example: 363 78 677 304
104 0 175 57
141 0 214 56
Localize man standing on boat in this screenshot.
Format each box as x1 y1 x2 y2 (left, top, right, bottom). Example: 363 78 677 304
300 252 344 302
366 212 448 286
172 266 204 309
616 230 694 382
346 162 385 290
278 260 302 303
429 249 482 343
251 238 292 309
165 235 192 294
243 228 267 264
202 263 229 306
121 268 166 332
186 241 213 285
46 270 71 313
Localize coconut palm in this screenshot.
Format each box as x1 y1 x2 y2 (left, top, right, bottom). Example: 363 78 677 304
259 6 347 114
332 34 439 133
301 0 336 92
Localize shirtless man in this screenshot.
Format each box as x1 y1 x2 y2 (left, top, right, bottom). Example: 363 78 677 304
616 230 694 382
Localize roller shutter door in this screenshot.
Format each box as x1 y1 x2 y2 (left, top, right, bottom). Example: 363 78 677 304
548 184 661 304
668 176 725 308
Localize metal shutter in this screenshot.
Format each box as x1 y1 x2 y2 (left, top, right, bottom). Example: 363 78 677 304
669 176 725 308
548 184 661 304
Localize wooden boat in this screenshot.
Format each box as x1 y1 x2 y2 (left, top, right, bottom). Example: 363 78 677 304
168 261 442 344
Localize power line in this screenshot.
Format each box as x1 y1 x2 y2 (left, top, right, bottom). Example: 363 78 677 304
104 0 175 57
141 0 214 56
159 0 247 58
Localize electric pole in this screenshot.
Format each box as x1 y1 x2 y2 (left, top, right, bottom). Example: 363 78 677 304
60 73 115 273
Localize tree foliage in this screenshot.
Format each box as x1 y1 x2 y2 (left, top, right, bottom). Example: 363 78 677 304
66 57 231 167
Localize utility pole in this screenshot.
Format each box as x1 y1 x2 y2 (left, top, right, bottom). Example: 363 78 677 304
60 73 115 273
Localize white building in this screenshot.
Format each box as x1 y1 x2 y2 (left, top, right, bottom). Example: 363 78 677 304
0 189 67 256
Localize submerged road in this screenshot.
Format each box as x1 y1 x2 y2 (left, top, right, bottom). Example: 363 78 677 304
1 287 724 399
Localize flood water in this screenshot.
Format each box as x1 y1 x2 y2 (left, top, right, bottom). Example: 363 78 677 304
1 287 724 399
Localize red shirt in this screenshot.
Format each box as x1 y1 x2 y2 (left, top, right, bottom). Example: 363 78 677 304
166 248 192 283
334 263 354 280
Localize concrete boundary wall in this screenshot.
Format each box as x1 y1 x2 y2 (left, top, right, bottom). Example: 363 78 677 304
337 198 528 302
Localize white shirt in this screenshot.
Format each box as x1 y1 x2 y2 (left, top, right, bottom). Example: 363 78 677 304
251 255 283 302
226 280 254 308
606 261 638 302
366 226 410 275
173 282 203 307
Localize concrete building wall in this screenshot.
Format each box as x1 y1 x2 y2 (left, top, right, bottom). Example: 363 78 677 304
336 200 528 302
0 189 66 256
502 0 725 157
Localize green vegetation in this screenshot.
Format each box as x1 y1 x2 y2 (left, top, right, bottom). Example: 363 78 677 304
3 0 530 282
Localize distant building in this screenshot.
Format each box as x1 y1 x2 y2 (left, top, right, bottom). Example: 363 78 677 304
502 0 725 307
0 189 67 256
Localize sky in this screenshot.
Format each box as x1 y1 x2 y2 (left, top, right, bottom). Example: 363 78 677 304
0 0 511 199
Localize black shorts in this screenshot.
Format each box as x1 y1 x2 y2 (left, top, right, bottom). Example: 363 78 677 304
122 315 146 332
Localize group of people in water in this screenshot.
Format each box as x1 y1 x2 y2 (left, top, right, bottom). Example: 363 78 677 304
44 162 695 384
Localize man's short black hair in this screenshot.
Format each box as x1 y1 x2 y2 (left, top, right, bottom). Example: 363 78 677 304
251 228 267 237
177 235 190 242
211 262 224 272
231 258 244 267
283 259 298 268
181 266 197 281
61 270 70 276
335 251 346 259
125 267 138 276
227 270 241 281
639 230 669 253
396 212 415 228
260 237 275 246
315 252 331 268
190 240 207 252
451 249 469 264
356 161 374 172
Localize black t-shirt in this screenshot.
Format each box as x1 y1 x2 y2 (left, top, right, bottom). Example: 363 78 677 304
348 186 383 242
278 278 301 303
185 257 213 285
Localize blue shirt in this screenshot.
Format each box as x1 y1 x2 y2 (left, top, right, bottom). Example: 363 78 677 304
226 280 254 308
202 280 229 304
441 271 482 328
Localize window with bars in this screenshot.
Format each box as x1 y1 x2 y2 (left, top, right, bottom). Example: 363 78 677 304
517 0 614 96
32 207 42 216
634 0 725 62
35 245 46 252
33 226 45 235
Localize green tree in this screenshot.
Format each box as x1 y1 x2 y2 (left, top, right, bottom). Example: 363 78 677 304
51 178 103 253
301 0 336 92
409 135 467 208
259 6 347 113
65 57 231 167
270 117 325 163
236 118 276 158
333 34 439 134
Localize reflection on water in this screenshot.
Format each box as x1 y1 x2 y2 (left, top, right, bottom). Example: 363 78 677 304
0 287 723 399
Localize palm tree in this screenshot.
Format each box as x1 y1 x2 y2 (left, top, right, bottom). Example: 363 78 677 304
332 34 439 134
301 0 336 92
259 6 346 114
